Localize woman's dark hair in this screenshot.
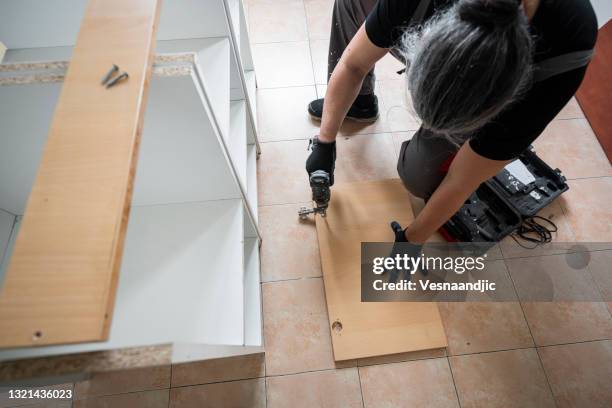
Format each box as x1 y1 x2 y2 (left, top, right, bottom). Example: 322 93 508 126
401 0 533 136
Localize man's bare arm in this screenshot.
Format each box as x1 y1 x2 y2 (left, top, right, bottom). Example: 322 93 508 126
318 25 388 142
404 142 511 243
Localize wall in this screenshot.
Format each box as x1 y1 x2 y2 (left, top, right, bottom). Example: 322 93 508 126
591 0 612 27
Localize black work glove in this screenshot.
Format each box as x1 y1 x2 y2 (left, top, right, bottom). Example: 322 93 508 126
306 136 336 185
386 221 428 283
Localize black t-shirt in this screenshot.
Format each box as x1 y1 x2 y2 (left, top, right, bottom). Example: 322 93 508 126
365 0 598 160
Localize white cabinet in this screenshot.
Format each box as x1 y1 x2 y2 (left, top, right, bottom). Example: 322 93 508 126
0 0 262 363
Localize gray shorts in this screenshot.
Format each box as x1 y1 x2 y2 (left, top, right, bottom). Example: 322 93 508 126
397 128 459 199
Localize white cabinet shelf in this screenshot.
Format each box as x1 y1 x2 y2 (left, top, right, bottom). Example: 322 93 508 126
247 143 259 217
244 237 262 346
229 100 248 188
133 72 238 206
0 200 246 360
0 0 262 364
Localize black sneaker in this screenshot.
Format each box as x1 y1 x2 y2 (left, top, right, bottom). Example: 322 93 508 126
308 94 379 123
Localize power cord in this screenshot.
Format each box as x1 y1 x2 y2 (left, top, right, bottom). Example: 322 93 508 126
510 215 558 249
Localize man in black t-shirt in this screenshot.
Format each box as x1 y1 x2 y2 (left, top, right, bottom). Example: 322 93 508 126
305 0 597 244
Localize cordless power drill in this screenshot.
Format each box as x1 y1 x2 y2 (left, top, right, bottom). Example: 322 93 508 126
299 137 335 219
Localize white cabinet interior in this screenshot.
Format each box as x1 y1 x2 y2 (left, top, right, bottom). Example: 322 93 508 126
0 0 262 363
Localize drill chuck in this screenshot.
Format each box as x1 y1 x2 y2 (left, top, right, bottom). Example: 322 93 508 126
309 170 331 207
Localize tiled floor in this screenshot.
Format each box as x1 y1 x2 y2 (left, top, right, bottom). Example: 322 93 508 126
9 1 610 407
249 0 612 407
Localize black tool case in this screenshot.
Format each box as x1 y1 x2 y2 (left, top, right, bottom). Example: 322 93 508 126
487 146 569 217
440 146 569 242
440 183 522 242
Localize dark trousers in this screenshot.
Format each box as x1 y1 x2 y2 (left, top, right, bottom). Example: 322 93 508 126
329 0 455 197
328 0 404 95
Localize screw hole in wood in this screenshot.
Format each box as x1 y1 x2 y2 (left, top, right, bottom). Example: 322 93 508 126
332 320 343 333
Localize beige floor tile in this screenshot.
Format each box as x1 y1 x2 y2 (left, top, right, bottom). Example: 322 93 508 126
533 119 612 179
73 366 169 400
506 252 612 345
252 42 314 88
247 0 308 43
171 353 264 388
357 348 446 367
500 201 576 258
310 38 329 85
555 97 585 120
434 259 533 354
316 85 391 136
520 301 612 346
506 253 602 302
259 203 321 282
256 86 319 142
311 41 405 85
439 302 533 355
375 54 406 81
449 349 555 408
560 177 612 242
359 358 460 408
262 278 339 375
170 378 265 408
266 368 363 408
304 0 334 40
334 133 398 184
74 389 169 408
257 139 311 206
588 250 612 302
390 132 414 158
539 340 612 408
378 80 421 132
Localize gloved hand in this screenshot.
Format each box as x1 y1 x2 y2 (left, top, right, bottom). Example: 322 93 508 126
386 221 428 283
306 136 336 186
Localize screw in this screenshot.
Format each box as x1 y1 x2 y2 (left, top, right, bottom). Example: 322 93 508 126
101 64 119 85
105 72 129 88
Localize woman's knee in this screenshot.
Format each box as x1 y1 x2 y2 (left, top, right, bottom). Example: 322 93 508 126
396 135 453 199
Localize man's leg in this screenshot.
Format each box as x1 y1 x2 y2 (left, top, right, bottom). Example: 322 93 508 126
328 0 378 95
308 0 380 122
397 128 459 199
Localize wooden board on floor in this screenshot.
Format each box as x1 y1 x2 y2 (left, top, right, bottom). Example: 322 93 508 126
315 179 447 361
0 0 160 348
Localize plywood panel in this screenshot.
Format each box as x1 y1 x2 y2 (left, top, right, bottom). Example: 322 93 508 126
315 179 447 361
0 0 160 348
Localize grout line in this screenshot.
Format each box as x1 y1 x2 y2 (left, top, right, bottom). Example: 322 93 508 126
264 375 269 408
536 347 558 407
535 337 612 349
168 362 173 407
170 375 263 391
356 366 367 408
446 356 463 408
264 366 351 380
262 275 323 284
256 83 321 91
258 130 406 144
251 39 311 45
300 0 319 91
534 346 560 408
503 256 538 344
